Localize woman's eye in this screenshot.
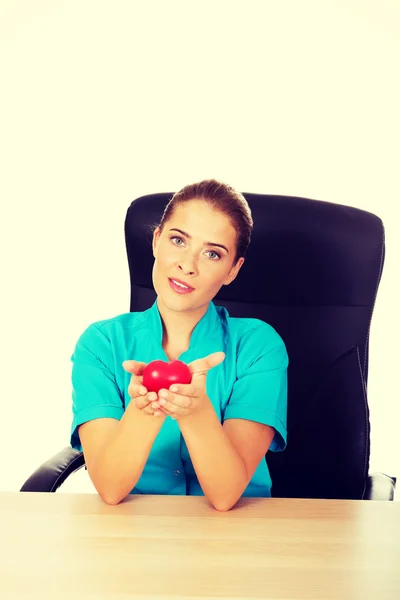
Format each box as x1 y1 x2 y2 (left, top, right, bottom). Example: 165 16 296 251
207 250 221 260
171 236 184 246
170 236 220 260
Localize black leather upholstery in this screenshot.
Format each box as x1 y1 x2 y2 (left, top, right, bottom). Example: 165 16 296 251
19 446 396 500
20 192 397 500
20 447 85 493
362 473 397 501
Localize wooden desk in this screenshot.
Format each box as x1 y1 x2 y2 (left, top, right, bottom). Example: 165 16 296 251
1 492 399 599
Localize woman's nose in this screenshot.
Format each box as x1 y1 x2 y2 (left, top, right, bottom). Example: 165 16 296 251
179 263 196 276
178 255 198 276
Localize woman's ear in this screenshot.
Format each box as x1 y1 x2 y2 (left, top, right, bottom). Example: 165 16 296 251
224 256 245 286
152 227 161 258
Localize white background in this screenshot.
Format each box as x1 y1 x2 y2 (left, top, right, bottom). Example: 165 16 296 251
0 0 398 496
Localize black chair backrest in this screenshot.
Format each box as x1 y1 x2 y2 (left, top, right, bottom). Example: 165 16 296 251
124 193 384 499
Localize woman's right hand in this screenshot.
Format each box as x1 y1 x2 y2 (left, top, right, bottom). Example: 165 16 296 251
122 360 167 417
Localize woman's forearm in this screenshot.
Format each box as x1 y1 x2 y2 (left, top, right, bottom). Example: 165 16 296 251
178 400 249 511
92 403 165 505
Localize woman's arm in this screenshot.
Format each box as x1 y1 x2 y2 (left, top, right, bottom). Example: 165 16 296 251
79 403 165 505
178 399 274 511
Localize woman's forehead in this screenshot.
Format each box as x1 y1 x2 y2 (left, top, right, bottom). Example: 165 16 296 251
171 201 232 227
169 201 236 242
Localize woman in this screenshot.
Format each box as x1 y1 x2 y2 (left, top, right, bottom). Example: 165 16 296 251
70 179 288 510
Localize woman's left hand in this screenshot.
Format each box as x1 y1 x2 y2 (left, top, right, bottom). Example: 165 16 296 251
153 351 225 420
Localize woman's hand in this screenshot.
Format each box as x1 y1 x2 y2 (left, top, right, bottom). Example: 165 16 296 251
122 359 168 418
155 352 225 420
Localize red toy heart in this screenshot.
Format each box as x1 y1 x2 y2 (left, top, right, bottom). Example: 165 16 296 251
142 360 192 393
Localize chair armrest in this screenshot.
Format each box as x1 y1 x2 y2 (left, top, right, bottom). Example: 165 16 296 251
20 446 85 492
362 472 397 500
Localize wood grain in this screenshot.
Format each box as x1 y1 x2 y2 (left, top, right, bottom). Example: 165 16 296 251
1 492 399 599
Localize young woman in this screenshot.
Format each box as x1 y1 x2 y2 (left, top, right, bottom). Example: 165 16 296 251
70 179 288 510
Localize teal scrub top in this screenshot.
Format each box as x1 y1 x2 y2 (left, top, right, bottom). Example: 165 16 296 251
70 299 288 497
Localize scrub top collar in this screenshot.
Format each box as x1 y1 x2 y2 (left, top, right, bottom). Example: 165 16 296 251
148 297 221 352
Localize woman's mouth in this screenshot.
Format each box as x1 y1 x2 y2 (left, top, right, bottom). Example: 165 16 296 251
168 278 195 295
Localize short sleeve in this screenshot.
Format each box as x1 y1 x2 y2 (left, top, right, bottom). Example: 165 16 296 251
70 323 124 452
223 324 288 452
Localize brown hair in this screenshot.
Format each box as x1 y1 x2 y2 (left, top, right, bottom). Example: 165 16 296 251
155 179 253 265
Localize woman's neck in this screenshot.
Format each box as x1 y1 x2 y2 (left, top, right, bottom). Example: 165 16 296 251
157 297 208 352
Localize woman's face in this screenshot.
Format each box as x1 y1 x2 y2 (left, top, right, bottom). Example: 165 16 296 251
152 200 245 316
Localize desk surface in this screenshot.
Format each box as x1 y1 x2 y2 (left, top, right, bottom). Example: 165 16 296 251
1 492 400 600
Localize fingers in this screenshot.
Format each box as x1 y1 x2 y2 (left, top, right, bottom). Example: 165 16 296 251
167 383 197 397
128 380 148 402
123 359 171 419
157 388 192 417
122 360 147 375
187 351 225 375
131 388 158 410
144 402 170 418
134 393 152 411
143 404 157 416
124 361 151 406
132 389 169 418
126 370 169 418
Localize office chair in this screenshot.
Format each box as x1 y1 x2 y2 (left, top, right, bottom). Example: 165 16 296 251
21 192 397 500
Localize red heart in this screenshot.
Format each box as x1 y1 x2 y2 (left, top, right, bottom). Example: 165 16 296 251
142 360 192 393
